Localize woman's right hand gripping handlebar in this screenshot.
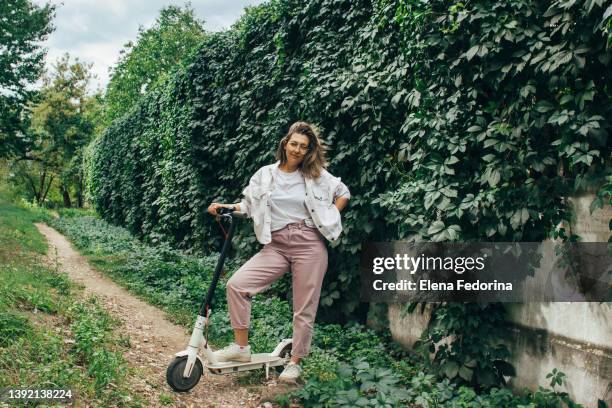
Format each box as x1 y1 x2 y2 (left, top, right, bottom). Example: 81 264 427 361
207 202 240 216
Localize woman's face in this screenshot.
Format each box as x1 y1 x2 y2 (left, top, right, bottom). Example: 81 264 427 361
284 133 310 167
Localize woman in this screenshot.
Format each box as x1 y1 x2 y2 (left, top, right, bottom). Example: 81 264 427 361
207 121 350 382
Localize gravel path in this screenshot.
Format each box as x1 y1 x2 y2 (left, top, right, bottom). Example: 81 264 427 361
35 223 295 408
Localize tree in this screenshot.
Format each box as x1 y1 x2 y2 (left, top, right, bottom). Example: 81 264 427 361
103 3 206 125
11 54 95 207
0 0 56 158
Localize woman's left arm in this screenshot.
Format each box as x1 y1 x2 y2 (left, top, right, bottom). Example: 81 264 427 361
331 175 350 212
335 196 349 212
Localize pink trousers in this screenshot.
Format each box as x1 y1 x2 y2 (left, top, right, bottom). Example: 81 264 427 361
226 222 328 357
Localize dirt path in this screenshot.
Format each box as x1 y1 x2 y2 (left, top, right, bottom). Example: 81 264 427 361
35 223 289 408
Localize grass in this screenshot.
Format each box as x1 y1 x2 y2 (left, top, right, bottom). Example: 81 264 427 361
0 199 144 407
0 199 48 255
158 393 174 405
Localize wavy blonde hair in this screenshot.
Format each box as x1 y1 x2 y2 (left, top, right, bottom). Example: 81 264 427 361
276 121 328 179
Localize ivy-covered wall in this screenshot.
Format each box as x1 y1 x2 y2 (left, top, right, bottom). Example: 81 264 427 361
87 0 611 324
379 0 611 243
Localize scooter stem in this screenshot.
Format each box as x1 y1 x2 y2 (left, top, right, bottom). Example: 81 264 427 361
183 314 207 377
198 214 237 316
183 210 240 378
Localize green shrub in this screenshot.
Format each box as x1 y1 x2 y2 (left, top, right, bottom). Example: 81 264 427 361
295 366 583 408
57 207 98 218
413 302 514 389
249 296 293 352
0 312 32 347
301 346 341 383
293 359 411 408
521 369 583 408
313 322 410 368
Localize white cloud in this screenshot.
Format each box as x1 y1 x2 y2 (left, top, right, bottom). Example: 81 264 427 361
31 0 265 92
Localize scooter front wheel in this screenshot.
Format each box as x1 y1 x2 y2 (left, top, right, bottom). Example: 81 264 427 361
166 356 203 392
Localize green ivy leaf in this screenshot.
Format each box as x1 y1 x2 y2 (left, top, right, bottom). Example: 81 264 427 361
442 360 459 379
535 101 555 112
482 154 496 162
458 365 474 381
427 221 446 235
487 169 500 187
466 45 479 61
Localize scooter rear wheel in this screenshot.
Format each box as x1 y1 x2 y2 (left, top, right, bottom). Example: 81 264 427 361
275 343 293 374
166 356 203 392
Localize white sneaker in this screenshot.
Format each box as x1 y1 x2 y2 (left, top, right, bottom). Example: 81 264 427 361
213 343 251 362
279 362 302 383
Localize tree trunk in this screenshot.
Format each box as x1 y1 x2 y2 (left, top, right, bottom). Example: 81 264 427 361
41 175 54 204
25 173 41 204
61 184 72 208
37 171 46 205
76 173 84 208
77 190 83 208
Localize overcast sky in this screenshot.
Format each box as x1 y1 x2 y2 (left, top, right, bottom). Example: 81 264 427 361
32 0 265 92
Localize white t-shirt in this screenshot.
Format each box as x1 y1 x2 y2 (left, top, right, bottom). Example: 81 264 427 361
270 168 312 231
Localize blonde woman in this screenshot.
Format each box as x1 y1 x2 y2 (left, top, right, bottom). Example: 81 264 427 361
207 121 350 382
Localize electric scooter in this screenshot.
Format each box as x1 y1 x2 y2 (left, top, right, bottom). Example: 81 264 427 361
166 207 293 392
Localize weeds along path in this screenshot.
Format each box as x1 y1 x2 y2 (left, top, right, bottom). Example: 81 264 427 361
35 223 270 408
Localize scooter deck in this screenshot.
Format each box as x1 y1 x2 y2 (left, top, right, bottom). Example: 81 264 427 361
205 353 286 375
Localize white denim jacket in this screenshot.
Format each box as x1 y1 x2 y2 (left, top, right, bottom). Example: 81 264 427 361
239 162 350 244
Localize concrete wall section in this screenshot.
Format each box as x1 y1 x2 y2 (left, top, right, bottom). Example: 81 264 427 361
568 193 611 242
508 323 611 406
386 303 612 406
506 302 611 350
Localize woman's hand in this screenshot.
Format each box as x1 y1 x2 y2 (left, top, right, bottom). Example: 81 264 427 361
207 202 230 216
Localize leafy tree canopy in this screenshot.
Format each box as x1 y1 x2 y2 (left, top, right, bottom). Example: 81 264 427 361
0 0 56 158
102 2 206 126
12 54 96 207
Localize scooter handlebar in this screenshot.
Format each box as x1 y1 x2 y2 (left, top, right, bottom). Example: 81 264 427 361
215 206 248 218
216 206 234 215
